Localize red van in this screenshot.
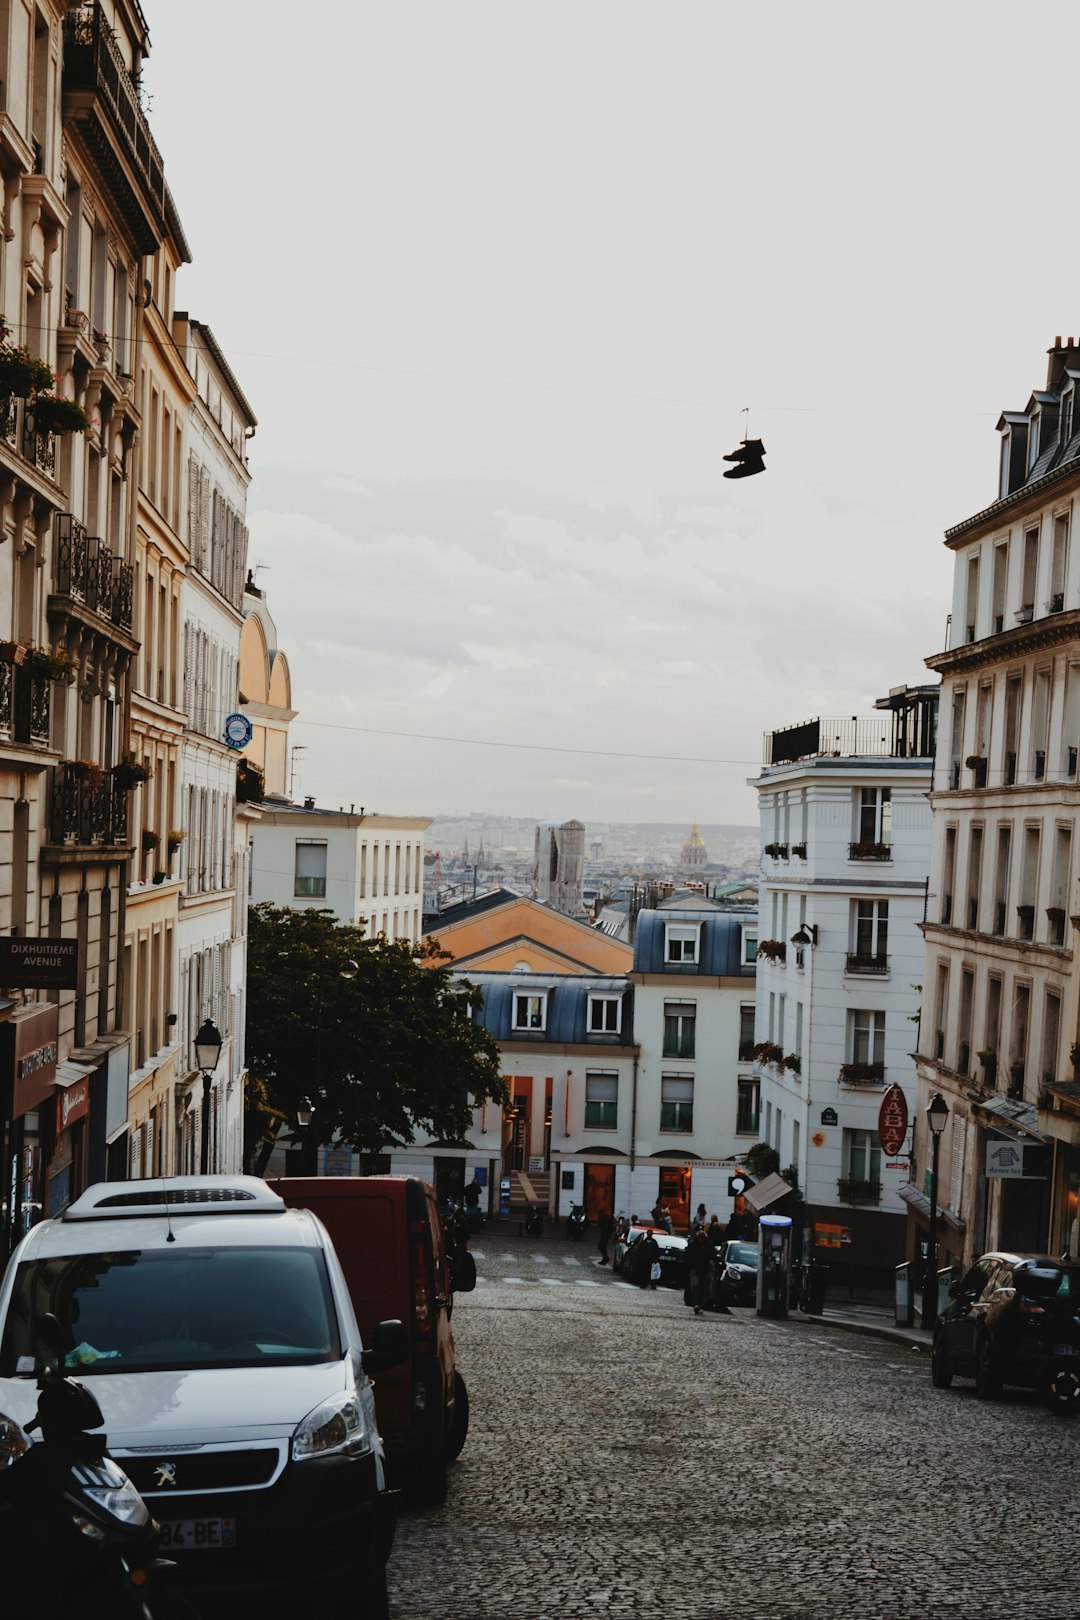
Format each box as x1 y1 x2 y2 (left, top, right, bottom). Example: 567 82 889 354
267 1175 474 1504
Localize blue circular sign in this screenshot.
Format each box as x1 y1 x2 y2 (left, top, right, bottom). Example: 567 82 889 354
223 712 253 750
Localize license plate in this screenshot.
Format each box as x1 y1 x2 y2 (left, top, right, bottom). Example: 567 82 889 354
158 1517 236 1550
1052 1343 1077 1358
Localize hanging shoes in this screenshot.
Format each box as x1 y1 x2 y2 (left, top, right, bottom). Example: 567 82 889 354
723 438 766 478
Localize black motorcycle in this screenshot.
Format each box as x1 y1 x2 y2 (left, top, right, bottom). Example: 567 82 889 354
524 1203 544 1236
565 1203 587 1241
0 1323 194 1618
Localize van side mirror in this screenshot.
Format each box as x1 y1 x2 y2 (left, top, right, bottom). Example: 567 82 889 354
453 1251 477 1294
361 1318 408 1375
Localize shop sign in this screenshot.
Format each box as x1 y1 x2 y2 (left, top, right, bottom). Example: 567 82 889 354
1 1003 60 1118
57 1076 90 1132
878 1084 909 1157
0 937 79 990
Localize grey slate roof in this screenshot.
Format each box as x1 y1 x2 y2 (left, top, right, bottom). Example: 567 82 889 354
459 971 634 1045
632 908 755 976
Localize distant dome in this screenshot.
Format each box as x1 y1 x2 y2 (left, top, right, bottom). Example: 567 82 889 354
681 823 708 867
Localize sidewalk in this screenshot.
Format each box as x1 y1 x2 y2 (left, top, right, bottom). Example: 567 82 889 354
786 1284 932 1352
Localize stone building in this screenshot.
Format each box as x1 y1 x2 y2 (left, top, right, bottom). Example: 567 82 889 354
914 336 1080 1276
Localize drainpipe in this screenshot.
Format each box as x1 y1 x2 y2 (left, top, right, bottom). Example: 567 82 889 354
564 1068 571 1137
629 1052 639 1172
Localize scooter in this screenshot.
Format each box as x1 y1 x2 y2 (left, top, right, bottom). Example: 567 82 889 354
565 1203 587 1240
0 1322 194 1618
524 1203 544 1236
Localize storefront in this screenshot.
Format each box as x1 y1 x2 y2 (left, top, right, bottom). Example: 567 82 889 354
0 1002 59 1255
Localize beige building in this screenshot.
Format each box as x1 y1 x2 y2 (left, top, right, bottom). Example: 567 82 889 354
238 581 294 798
914 336 1080 1280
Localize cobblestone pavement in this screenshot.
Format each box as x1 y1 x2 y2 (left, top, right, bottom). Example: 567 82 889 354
386 1227 1077 1620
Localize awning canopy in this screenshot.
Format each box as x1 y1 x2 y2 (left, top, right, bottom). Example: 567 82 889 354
971 1094 1049 1142
744 1171 793 1213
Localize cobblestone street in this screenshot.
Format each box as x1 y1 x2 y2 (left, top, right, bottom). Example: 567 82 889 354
388 1228 1077 1620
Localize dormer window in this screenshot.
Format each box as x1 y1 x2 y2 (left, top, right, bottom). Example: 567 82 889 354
587 994 622 1035
1028 412 1041 472
665 923 701 964
513 991 548 1031
1062 390 1075 445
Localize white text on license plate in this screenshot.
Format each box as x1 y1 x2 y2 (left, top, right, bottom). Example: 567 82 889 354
159 1517 236 1550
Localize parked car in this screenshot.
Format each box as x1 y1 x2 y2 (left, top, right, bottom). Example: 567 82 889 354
0 1176 405 1614
622 1230 688 1288
716 1240 760 1306
269 1174 474 1506
613 1224 647 1274
931 1250 1080 1414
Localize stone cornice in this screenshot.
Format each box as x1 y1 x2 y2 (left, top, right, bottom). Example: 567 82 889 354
926 607 1080 675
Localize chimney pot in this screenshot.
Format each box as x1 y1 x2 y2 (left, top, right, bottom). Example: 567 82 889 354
304 795 315 810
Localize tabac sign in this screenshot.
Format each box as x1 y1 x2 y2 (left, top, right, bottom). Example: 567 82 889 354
0 937 79 990
877 1083 909 1158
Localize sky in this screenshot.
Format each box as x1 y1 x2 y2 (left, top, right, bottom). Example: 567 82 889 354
144 2 1080 827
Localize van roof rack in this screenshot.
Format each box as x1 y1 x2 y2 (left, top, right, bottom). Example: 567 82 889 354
63 1176 286 1220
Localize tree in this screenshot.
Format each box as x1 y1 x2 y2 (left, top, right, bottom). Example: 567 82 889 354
244 904 506 1162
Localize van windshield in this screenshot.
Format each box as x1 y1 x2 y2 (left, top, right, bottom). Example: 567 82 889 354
0 1246 341 1375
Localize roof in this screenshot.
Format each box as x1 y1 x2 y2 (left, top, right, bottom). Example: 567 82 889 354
462 971 635 1045
428 894 633 975
632 908 755 976
189 320 257 426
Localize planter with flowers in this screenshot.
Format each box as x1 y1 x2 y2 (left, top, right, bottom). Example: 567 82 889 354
29 645 76 684
0 641 26 666
141 829 159 855
27 395 90 437
754 938 787 963
112 753 153 791
166 828 186 859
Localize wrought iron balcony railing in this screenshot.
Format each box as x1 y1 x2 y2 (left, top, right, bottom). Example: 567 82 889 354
63 5 166 236
845 952 889 975
50 762 128 847
9 662 50 744
54 514 134 632
837 1177 882 1205
838 1061 886 1086
0 396 58 480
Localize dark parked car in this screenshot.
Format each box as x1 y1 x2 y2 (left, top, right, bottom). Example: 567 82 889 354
716 1240 759 1306
622 1231 687 1289
931 1251 1080 1414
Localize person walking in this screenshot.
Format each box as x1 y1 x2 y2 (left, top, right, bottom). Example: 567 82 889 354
638 1227 661 1290
691 1203 708 1233
597 1209 615 1265
686 1227 713 1314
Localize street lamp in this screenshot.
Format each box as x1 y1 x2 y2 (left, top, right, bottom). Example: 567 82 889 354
296 1095 317 1175
923 1091 950 1330
194 1019 223 1176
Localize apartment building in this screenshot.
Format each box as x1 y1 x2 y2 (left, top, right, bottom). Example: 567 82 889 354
915 336 1080 1274
751 690 936 1284
0 4 256 1243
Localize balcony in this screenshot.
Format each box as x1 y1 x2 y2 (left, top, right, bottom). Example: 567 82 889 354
52 515 134 634
49 762 128 848
790 842 807 859
838 1061 885 1086
1017 903 1035 942
845 952 889 975
0 396 58 482
62 5 166 255
837 1177 882 1205
763 842 788 859
1 660 51 746
849 841 891 861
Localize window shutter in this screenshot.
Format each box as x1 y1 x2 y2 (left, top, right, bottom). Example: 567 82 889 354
129 1128 143 1179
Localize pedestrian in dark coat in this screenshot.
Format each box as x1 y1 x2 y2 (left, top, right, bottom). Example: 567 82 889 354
597 1210 614 1265
637 1228 661 1289
686 1228 713 1314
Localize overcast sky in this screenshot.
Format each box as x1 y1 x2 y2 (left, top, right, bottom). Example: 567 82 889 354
145 2 1078 827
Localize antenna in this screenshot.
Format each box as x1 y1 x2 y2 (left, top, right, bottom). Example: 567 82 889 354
289 745 307 800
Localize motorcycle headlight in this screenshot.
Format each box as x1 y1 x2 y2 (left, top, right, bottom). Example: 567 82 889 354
293 1391 373 1462
0 1415 30 1471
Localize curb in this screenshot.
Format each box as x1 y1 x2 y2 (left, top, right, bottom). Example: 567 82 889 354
787 1307 931 1353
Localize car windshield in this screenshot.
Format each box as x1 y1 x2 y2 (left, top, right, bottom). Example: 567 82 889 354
728 1244 759 1267
0 1246 341 1376
1019 1265 1080 1302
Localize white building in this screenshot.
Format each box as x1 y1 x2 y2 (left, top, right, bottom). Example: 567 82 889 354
173 321 257 1175
751 689 937 1284
915 335 1080 1274
249 803 430 944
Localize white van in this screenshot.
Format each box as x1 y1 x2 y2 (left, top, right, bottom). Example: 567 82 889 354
0 1176 404 1614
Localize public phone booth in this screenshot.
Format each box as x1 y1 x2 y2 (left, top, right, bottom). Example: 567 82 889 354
756 1212 793 1318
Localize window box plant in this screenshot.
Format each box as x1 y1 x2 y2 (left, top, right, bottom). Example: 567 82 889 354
849 840 891 860
977 1049 997 1086
0 641 26 666
838 1060 885 1085
29 645 75 683
166 828 186 857
837 1177 881 1204
763 842 789 859
111 753 153 790
141 829 159 854
0 343 54 400
754 939 786 962
28 395 90 436
64 758 103 789
751 1041 784 1068
783 1053 802 1076
790 842 807 858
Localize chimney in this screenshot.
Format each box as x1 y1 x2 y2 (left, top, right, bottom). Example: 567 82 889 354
304 795 315 810
1046 334 1080 393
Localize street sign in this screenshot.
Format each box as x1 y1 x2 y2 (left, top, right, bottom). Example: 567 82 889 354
877 1083 909 1158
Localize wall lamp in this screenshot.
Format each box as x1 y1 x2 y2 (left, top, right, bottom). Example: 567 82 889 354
791 924 817 947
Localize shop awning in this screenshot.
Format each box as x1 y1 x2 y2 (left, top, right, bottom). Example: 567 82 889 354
743 1171 793 1213
971 1094 1049 1142
54 1059 97 1088
898 1181 966 1232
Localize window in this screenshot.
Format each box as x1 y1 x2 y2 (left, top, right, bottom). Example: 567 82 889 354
843 1129 882 1196
1004 675 1022 783
948 689 966 788
991 540 1009 634
854 788 891 850
993 824 1011 935
588 995 622 1036
848 1009 885 1071
849 899 889 972
958 969 974 1075
1018 825 1040 940
1043 992 1062 1086
294 841 327 898
965 553 979 641
1050 513 1069 612
1032 669 1050 780
513 993 547 1032
1049 824 1071 945
967 825 983 932
743 930 758 964
584 1071 618 1130
737 1076 759 1134
665 924 700 964
942 825 957 924
738 1003 756 1060
984 976 1002 1079
1010 983 1030 1093
933 962 949 1060
663 1001 696 1058
1020 526 1038 616
660 1075 693 1132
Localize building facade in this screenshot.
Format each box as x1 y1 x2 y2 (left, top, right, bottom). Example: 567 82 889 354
914 337 1080 1277
752 691 937 1283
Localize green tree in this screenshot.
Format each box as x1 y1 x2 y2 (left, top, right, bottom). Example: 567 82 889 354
244 903 506 1162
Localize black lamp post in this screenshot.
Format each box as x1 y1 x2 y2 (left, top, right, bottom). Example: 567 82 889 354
297 1095 317 1175
923 1091 950 1330
194 1019 223 1176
